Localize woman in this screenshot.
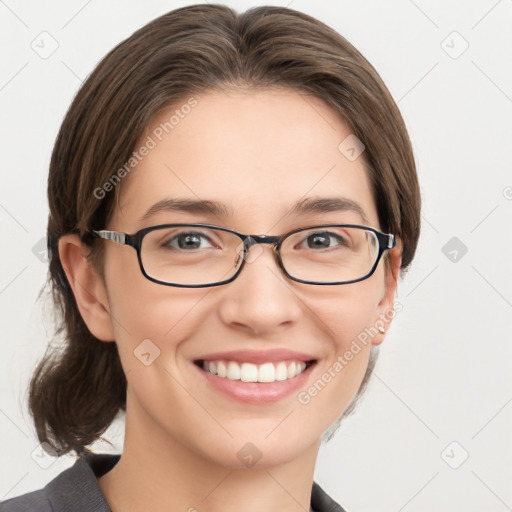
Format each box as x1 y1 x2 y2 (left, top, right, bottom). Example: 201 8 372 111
1 4 420 511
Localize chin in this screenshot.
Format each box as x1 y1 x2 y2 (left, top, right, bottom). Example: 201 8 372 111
201 430 319 470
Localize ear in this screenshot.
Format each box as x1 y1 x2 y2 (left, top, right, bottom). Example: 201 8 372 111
58 234 115 342
371 242 402 346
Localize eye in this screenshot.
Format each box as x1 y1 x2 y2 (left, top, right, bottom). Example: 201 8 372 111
298 231 350 250
163 231 216 251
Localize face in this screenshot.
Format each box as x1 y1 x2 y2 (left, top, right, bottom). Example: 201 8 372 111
87 88 400 468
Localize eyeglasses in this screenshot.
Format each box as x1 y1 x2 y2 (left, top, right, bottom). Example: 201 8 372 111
89 223 395 288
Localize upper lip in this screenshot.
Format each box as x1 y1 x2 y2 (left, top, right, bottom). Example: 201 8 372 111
194 349 317 365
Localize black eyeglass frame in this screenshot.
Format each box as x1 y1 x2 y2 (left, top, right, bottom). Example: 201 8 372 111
89 223 396 288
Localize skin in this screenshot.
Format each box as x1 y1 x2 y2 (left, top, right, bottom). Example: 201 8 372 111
59 88 401 512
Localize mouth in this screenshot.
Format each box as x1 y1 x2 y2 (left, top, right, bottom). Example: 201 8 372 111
192 357 318 403
193 358 317 383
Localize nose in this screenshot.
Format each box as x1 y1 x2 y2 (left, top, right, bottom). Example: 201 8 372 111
217 243 303 336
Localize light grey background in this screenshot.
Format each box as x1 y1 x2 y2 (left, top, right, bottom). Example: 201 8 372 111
1 1 511 510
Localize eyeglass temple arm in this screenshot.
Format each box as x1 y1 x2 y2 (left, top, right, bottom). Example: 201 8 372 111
92 230 128 245
385 234 396 249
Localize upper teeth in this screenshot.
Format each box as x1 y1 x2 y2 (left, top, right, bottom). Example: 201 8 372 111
201 360 308 382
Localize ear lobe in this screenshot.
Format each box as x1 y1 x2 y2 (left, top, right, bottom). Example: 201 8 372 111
58 234 115 342
372 244 402 346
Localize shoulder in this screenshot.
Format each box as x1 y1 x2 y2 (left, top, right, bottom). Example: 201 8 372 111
0 453 120 512
0 488 52 512
311 481 348 512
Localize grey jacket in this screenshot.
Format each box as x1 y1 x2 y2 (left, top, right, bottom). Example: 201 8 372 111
0 453 347 511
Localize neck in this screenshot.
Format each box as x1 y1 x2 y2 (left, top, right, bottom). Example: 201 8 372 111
98 392 320 512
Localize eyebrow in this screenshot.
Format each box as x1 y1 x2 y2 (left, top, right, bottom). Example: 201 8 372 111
140 198 233 222
288 197 370 224
139 196 369 224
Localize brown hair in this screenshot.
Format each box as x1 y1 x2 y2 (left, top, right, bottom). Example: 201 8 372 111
29 3 421 456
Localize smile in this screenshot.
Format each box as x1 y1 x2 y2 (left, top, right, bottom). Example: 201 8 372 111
196 359 316 383
193 357 318 404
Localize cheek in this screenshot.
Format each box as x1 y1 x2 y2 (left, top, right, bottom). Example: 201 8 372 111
296 280 383 418
107 285 209 362
103 279 215 434
307 276 383 351
103 251 210 366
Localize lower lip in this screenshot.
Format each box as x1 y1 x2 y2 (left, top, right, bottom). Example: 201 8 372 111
193 361 317 404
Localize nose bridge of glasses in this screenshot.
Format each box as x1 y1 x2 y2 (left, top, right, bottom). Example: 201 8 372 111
245 235 280 253
236 234 280 264
245 234 280 247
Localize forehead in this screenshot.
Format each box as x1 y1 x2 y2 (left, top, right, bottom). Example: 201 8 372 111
113 88 379 231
